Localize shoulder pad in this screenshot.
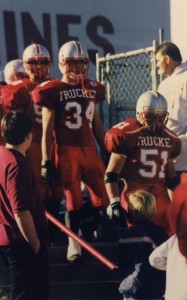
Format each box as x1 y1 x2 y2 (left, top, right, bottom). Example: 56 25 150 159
39 79 61 88
112 118 138 135
1 84 31 109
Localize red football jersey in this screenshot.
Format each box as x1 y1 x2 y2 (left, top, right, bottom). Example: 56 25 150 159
32 78 106 146
0 79 57 204
1 79 42 143
105 118 181 185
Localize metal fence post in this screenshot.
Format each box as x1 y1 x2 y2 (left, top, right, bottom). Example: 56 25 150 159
96 41 159 129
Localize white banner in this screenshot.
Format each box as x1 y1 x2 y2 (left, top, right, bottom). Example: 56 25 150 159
0 0 170 78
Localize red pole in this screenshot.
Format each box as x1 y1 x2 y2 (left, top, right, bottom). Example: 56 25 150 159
45 210 118 270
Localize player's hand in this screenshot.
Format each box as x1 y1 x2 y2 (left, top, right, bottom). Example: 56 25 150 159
110 200 126 227
41 161 57 186
111 201 124 218
107 201 126 227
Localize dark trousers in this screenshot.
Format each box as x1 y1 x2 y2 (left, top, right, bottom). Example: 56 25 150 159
0 243 49 300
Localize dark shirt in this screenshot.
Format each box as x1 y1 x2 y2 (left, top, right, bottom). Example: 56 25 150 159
118 220 169 298
0 146 49 245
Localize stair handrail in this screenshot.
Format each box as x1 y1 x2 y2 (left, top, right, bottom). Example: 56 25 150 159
46 210 118 270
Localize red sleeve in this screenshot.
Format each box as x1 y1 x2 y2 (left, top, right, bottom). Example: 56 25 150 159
105 118 138 153
170 183 187 257
31 79 61 109
105 127 125 153
1 83 31 110
84 79 106 104
105 127 134 156
7 161 31 212
95 82 106 104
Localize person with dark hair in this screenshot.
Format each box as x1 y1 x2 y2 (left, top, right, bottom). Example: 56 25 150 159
156 41 187 186
149 183 187 300
0 112 50 300
156 41 182 63
1 110 33 144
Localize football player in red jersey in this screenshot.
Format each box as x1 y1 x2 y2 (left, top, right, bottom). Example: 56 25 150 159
105 91 181 235
0 59 29 145
32 41 109 263
1 44 52 172
0 45 57 205
0 45 62 243
22 44 56 206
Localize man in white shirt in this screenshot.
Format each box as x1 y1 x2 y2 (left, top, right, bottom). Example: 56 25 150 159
156 41 187 182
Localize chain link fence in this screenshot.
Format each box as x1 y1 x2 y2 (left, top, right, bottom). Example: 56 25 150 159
96 40 161 130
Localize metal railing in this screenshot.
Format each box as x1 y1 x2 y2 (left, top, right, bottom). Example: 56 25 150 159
46 211 118 270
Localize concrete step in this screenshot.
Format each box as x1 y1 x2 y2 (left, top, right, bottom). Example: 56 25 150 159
48 242 121 299
48 242 119 263
49 281 121 299
0 242 121 300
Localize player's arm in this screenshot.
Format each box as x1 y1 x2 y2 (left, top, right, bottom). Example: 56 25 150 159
92 108 106 151
149 239 168 271
105 153 127 226
105 152 126 198
14 210 40 254
42 107 55 162
41 107 56 185
1 83 31 111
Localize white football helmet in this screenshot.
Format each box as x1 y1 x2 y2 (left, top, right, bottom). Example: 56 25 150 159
58 41 89 81
136 90 168 131
23 44 52 81
4 59 29 83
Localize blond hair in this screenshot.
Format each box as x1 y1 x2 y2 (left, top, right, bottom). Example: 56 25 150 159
128 190 156 221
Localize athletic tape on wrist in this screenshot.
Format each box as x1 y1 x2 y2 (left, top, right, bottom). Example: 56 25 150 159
110 197 120 204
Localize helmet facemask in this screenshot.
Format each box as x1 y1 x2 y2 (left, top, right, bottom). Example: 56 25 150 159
23 44 52 82
60 57 89 83
138 111 168 132
9 71 29 82
136 91 169 132
24 57 52 82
